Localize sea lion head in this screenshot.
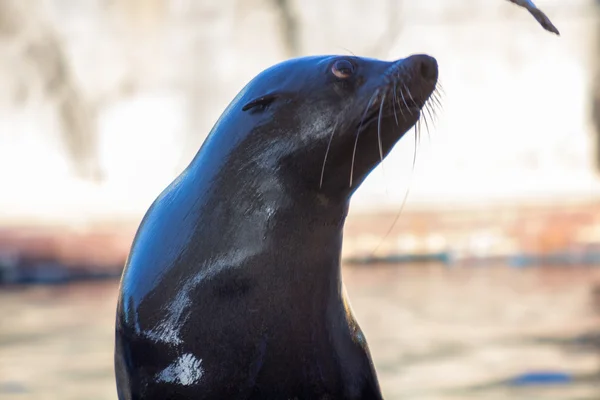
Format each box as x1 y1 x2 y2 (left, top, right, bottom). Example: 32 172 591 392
204 54 439 202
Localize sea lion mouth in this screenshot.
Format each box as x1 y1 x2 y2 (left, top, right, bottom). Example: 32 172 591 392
356 90 432 130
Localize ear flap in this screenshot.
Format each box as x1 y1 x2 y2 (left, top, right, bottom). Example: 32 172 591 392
242 94 279 112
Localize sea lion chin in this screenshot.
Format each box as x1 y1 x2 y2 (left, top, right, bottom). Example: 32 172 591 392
115 53 439 400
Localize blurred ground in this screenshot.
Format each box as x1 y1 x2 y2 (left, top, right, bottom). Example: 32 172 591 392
0 264 598 400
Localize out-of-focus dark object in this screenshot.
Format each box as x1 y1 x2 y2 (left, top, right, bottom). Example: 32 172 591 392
507 0 560 35
508 371 573 386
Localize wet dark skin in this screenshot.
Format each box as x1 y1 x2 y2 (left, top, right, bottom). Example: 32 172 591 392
114 53 439 400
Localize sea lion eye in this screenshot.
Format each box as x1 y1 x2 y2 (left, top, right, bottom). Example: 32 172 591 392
331 60 355 79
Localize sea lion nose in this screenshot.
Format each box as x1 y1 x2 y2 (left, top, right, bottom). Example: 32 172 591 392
406 54 438 82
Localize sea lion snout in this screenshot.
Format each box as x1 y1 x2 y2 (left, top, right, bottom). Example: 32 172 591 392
383 53 439 111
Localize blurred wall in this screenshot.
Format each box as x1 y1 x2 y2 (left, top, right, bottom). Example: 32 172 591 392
0 0 597 225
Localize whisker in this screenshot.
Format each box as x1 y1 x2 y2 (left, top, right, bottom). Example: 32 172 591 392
436 82 447 96
338 47 357 57
428 91 439 109
370 122 419 258
377 93 386 162
414 119 420 168
398 85 412 116
394 86 406 118
392 83 400 126
421 105 432 144
350 90 380 187
433 89 444 117
369 80 443 259
427 99 440 123
404 84 417 108
431 91 444 111
319 118 340 189
427 100 438 124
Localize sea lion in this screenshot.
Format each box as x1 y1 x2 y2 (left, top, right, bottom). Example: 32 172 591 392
114 53 439 400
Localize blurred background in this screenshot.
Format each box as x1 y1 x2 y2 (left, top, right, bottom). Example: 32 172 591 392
0 0 599 399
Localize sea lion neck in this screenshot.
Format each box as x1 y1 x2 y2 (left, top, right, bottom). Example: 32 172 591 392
188 143 350 251
187 119 352 231
180 137 350 299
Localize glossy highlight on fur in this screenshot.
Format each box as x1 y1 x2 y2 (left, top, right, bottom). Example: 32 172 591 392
114 53 439 400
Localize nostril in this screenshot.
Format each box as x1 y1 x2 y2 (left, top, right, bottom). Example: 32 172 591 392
419 61 435 81
408 54 438 82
